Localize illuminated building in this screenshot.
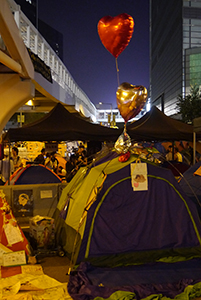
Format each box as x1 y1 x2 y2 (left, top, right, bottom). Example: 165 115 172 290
150 0 201 116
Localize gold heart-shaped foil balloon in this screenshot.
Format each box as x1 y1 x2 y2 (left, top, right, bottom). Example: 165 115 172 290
116 82 148 122
97 13 134 58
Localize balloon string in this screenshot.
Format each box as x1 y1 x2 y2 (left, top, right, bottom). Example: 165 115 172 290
115 58 120 86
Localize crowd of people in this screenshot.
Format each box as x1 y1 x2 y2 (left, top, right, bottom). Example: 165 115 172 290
34 149 59 173
0 146 24 183
165 142 194 165
65 144 88 182
0 142 92 184
33 144 89 183
0 140 199 185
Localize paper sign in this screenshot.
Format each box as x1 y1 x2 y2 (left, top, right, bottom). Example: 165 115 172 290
45 143 58 152
0 243 13 266
0 243 13 255
3 250 26 267
4 223 23 245
131 162 148 191
21 264 44 275
40 190 53 199
13 189 33 217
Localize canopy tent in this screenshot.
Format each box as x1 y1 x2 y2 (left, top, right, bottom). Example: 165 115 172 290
127 106 197 142
194 116 201 133
193 116 201 164
3 103 120 143
3 104 201 146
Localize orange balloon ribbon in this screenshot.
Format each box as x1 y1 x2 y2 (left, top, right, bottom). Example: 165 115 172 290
97 13 134 59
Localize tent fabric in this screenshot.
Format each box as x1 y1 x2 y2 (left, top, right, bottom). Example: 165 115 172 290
126 106 196 141
68 260 201 300
179 161 201 218
5 164 62 185
77 162 201 266
53 152 201 300
3 104 198 144
4 103 200 142
3 103 120 142
161 161 190 176
193 116 201 133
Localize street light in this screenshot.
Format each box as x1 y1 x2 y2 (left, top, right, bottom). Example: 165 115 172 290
99 102 113 116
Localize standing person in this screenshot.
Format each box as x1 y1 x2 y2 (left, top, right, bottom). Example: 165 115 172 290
78 149 88 167
34 148 46 165
65 154 78 182
182 143 193 165
0 151 14 183
12 146 23 172
165 145 176 161
76 145 88 168
175 147 183 162
44 152 54 170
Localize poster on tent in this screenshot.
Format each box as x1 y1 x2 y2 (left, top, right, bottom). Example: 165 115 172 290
13 189 34 217
131 163 148 191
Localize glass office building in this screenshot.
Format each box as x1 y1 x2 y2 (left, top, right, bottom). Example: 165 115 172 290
150 0 201 116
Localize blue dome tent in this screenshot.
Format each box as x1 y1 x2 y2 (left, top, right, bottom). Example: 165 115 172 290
5 164 62 185
179 161 201 218
53 152 201 300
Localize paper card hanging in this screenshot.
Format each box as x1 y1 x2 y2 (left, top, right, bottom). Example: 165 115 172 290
4 223 23 245
131 162 148 191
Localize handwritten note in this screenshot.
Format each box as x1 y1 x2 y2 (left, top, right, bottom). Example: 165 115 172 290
4 223 23 245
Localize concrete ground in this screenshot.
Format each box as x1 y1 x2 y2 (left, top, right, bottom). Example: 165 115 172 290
38 254 70 283
22 228 71 283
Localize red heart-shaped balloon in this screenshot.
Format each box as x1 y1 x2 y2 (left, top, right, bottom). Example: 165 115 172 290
98 13 134 58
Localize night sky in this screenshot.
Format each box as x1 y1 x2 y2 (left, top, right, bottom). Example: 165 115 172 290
38 0 149 109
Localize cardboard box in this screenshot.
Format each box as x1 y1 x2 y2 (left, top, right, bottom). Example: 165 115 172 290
29 215 55 249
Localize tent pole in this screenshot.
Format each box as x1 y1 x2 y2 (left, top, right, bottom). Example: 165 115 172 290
8 143 11 185
193 132 196 165
172 141 174 160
